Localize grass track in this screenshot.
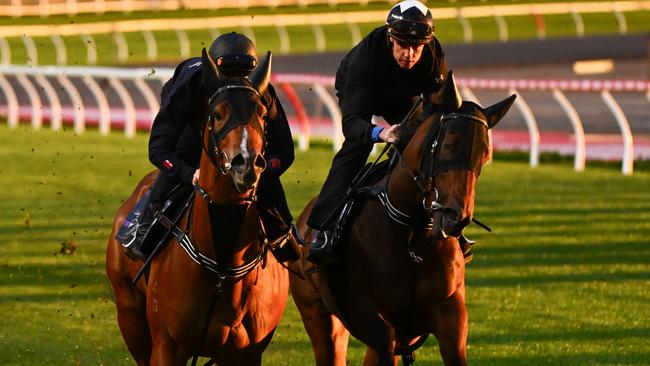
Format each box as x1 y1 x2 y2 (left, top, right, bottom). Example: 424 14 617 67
1 124 649 365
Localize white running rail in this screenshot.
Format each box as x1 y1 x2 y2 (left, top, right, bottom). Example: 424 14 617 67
0 65 648 175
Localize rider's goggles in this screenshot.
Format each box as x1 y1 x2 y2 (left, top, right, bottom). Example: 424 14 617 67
216 55 257 73
388 20 433 45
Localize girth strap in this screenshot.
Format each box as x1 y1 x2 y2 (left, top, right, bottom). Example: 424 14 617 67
377 190 411 226
155 210 263 283
373 188 434 230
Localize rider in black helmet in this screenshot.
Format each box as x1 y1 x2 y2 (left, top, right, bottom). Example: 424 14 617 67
208 32 258 77
386 0 435 45
120 32 295 261
306 0 451 265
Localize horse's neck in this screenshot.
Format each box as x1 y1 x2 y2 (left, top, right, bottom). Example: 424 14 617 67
191 197 259 262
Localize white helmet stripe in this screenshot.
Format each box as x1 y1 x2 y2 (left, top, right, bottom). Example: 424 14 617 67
395 0 429 16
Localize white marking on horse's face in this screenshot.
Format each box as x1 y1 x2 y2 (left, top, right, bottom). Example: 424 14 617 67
240 128 249 162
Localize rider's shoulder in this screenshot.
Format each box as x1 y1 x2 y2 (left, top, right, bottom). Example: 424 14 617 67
340 26 385 72
166 57 203 91
358 26 387 55
174 57 203 77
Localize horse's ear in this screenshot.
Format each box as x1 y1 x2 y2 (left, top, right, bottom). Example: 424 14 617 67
201 48 220 93
484 94 516 129
250 51 272 95
431 70 462 113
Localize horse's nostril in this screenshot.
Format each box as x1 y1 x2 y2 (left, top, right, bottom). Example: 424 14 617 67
254 154 267 170
231 153 245 169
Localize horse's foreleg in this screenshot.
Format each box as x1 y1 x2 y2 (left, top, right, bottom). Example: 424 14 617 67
432 291 468 366
293 298 349 366
363 348 400 366
347 298 396 366
114 290 152 365
114 291 152 365
150 332 187 366
107 243 152 365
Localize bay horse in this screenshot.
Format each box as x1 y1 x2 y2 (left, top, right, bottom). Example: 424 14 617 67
289 72 516 366
106 50 288 365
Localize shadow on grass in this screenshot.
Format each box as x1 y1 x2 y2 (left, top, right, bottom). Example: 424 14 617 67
466 269 650 287
471 241 650 269
472 353 650 366
0 262 106 287
470 326 650 345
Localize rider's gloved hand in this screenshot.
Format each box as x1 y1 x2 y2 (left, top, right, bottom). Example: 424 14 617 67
192 169 200 185
379 124 401 143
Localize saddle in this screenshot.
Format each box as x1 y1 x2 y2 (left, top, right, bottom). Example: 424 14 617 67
329 157 394 251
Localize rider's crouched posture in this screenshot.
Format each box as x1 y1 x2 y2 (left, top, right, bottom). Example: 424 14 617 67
124 32 295 260
306 0 450 265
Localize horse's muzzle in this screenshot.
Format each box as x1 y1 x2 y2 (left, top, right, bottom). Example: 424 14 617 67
433 208 470 240
231 152 264 193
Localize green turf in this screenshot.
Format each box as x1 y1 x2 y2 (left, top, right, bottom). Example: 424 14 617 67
1 124 649 365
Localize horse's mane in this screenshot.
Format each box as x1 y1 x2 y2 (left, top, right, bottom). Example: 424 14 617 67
396 103 441 152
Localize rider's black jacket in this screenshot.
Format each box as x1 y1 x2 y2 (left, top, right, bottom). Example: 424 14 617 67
148 57 294 184
334 26 449 143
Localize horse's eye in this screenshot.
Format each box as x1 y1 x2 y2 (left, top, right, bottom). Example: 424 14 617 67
214 112 222 121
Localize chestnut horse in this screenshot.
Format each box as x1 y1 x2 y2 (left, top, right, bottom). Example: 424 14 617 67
290 72 515 366
106 50 288 365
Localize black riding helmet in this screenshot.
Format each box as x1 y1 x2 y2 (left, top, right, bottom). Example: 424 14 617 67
208 32 257 77
386 0 434 45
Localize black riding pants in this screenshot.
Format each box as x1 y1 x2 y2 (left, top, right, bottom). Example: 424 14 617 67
307 138 374 231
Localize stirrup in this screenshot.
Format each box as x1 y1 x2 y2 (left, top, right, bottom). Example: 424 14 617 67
306 230 337 266
123 223 152 260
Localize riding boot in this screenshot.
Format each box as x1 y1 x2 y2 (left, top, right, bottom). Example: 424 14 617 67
123 203 159 261
116 190 151 259
122 173 176 260
305 139 373 267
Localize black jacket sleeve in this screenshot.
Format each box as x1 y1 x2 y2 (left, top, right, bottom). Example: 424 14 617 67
148 58 205 184
262 83 294 177
336 43 377 144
